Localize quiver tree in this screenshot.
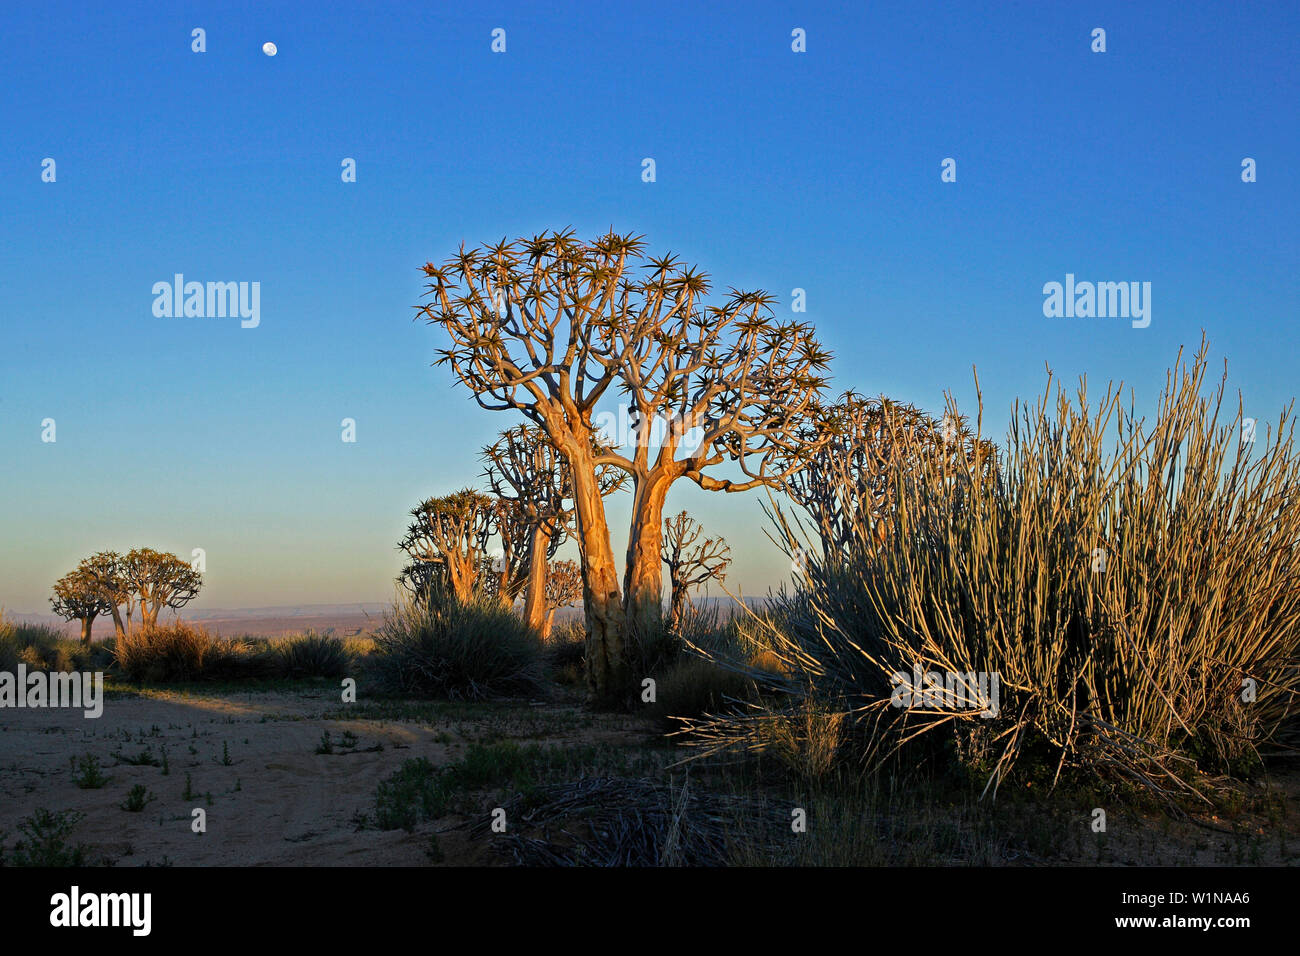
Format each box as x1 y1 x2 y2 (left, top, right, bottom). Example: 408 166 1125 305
482 424 626 636
398 489 495 603
79 550 132 636
487 497 536 607
50 567 114 643
783 392 999 560
398 560 447 604
418 229 834 704
660 512 731 632
123 548 203 628
483 426 566 631
541 559 583 641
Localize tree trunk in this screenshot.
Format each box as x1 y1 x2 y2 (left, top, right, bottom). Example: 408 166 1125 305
522 525 551 637
496 556 513 608
109 604 125 638
542 608 555 642
80 614 95 645
447 557 476 603
567 442 628 707
623 475 670 641
668 578 687 634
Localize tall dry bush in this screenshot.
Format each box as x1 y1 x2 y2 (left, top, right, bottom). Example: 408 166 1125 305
682 343 1300 801
113 622 251 682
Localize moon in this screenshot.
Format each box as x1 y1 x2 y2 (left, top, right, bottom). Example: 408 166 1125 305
262 42 277 56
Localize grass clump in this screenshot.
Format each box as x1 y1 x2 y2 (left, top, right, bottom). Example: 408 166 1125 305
111 623 359 684
259 632 352 678
0 613 110 673
372 594 543 700
371 742 652 831
645 656 761 731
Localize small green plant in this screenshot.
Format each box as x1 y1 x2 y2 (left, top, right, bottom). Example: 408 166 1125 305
373 757 445 830
182 773 195 800
160 745 170 776
316 731 334 755
340 730 358 749
7 809 87 866
113 746 160 767
217 741 232 766
120 785 155 812
71 754 108 789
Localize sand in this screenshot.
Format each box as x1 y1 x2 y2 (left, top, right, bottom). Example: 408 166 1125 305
0 686 556 866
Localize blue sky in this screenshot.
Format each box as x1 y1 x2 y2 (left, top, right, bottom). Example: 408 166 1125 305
1 0 1297 612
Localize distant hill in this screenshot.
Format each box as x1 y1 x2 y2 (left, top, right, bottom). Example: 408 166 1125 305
7 603 388 638
8 595 771 639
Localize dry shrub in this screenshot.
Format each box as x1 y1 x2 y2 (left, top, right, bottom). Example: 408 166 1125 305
113 623 250 682
747 648 791 678
0 614 105 672
759 704 845 783
372 593 543 700
682 342 1300 802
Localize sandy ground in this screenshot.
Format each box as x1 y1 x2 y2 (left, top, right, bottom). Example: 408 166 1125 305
0 686 623 866
3 685 1297 867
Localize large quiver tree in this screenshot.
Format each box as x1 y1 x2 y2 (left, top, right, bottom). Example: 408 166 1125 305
122 548 202 628
418 229 834 705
